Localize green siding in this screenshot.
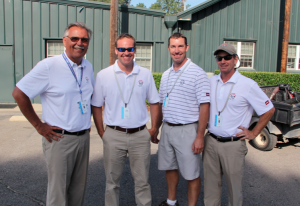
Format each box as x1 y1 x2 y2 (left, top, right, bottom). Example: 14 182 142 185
290 0 300 43
0 0 5 44
14 0 23 83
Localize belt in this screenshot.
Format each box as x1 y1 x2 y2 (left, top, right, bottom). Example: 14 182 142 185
53 129 86 136
107 125 146 134
209 132 243 142
166 121 198 127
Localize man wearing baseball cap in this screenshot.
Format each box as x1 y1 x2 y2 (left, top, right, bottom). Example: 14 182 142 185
202 43 275 206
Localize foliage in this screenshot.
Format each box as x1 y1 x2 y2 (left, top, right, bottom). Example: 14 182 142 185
149 0 189 15
152 73 163 91
89 0 131 5
214 70 300 92
136 3 147 8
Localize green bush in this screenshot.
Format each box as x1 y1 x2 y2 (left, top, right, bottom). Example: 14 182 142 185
153 73 163 91
213 70 300 92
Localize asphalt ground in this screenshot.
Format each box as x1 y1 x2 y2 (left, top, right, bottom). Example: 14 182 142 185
1 104 300 206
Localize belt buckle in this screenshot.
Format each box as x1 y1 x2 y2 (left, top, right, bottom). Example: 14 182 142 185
62 130 65 135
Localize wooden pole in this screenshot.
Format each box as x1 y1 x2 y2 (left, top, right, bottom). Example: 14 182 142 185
280 0 291 73
109 0 118 66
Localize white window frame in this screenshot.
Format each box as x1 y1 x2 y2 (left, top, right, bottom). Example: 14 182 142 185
225 41 255 69
134 43 153 71
287 44 300 70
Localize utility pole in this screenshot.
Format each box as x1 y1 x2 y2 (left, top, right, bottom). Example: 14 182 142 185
109 0 118 65
280 0 291 73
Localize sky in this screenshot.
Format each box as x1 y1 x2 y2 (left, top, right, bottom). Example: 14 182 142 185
130 0 207 9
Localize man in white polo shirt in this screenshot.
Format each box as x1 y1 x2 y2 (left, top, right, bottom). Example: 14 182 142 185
91 33 160 206
203 43 275 206
12 22 94 206
157 32 210 206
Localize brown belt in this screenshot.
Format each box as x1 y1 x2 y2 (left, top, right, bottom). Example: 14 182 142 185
166 121 198 127
107 125 146 134
53 129 86 136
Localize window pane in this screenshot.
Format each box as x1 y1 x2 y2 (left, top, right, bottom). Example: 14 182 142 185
225 41 238 51
135 59 151 70
241 42 254 55
287 58 296 69
136 45 151 58
240 55 253 68
288 45 296 57
47 40 64 57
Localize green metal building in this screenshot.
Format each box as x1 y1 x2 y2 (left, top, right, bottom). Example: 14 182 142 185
0 0 299 103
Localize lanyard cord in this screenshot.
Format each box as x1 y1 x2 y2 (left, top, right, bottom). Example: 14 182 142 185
215 80 235 116
62 53 83 99
113 66 137 108
166 59 191 97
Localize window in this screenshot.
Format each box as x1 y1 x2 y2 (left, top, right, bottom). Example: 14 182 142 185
47 40 65 58
135 44 152 70
287 45 300 70
225 41 255 69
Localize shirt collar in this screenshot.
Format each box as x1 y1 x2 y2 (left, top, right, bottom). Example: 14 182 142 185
113 60 140 75
63 52 86 68
217 69 241 83
170 58 191 73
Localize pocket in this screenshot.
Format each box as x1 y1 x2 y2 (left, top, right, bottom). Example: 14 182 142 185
42 137 51 151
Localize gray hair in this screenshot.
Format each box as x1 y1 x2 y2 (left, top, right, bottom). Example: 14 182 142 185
63 22 92 39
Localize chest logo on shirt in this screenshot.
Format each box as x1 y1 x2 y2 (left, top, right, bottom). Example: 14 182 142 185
138 80 144 87
229 93 236 100
180 79 185 85
85 77 89 84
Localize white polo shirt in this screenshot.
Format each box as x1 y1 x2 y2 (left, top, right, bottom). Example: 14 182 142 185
91 60 160 128
208 70 274 137
159 59 210 124
16 52 95 132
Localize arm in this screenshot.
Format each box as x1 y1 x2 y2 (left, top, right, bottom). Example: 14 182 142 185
192 102 210 154
237 107 275 140
148 102 160 144
12 87 62 142
92 105 105 138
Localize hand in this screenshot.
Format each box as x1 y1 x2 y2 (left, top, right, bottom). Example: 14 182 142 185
99 130 105 138
149 128 159 144
35 122 63 143
192 136 204 154
236 126 256 140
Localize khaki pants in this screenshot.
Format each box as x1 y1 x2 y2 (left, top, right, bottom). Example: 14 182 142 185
202 133 248 206
102 126 151 206
42 131 90 206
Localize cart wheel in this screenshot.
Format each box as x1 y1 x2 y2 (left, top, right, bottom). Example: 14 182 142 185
249 128 277 151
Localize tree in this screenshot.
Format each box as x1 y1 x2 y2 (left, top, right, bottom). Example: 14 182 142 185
89 0 131 5
150 0 190 15
136 3 147 8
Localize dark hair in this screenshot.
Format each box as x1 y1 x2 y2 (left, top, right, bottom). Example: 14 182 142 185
168 32 188 47
115 33 136 48
63 22 92 39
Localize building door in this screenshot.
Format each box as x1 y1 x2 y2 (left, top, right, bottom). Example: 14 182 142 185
0 46 15 103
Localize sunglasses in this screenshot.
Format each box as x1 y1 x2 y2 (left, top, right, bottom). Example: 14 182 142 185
66 36 89 43
215 55 234 61
116 47 135 52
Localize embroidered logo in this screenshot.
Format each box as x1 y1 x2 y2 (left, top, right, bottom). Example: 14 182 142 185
220 43 228 47
206 93 210 96
265 100 269 105
180 80 185 85
229 93 236 100
138 80 144 87
85 77 89 83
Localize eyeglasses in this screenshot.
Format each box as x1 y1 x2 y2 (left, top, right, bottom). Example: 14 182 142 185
116 47 135 52
215 55 234 61
66 36 89 43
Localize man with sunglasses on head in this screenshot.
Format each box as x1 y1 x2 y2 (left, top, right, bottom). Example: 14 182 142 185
157 32 210 206
91 33 160 206
203 43 275 206
12 22 94 206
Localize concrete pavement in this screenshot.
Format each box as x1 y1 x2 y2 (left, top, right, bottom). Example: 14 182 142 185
1 104 300 205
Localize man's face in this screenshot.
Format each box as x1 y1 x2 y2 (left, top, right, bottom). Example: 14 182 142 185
63 26 89 64
168 37 189 65
216 51 238 75
115 37 136 68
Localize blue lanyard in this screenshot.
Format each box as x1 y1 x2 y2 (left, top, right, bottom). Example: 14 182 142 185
62 53 83 96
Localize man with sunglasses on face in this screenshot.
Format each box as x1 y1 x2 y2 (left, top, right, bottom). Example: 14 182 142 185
157 33 210 206
12 22 94 206
203 43 275 206
91 33 160 206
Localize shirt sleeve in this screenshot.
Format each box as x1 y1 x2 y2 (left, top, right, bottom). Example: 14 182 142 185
16 60 50 99
91 71 105 107
246 82 274 116
146 71 160 104
195 70 210 104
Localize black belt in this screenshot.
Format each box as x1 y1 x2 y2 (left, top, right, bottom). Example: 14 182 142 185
107 125 146 134
209 132 243 142
166 121 198 127
53 129 86 136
